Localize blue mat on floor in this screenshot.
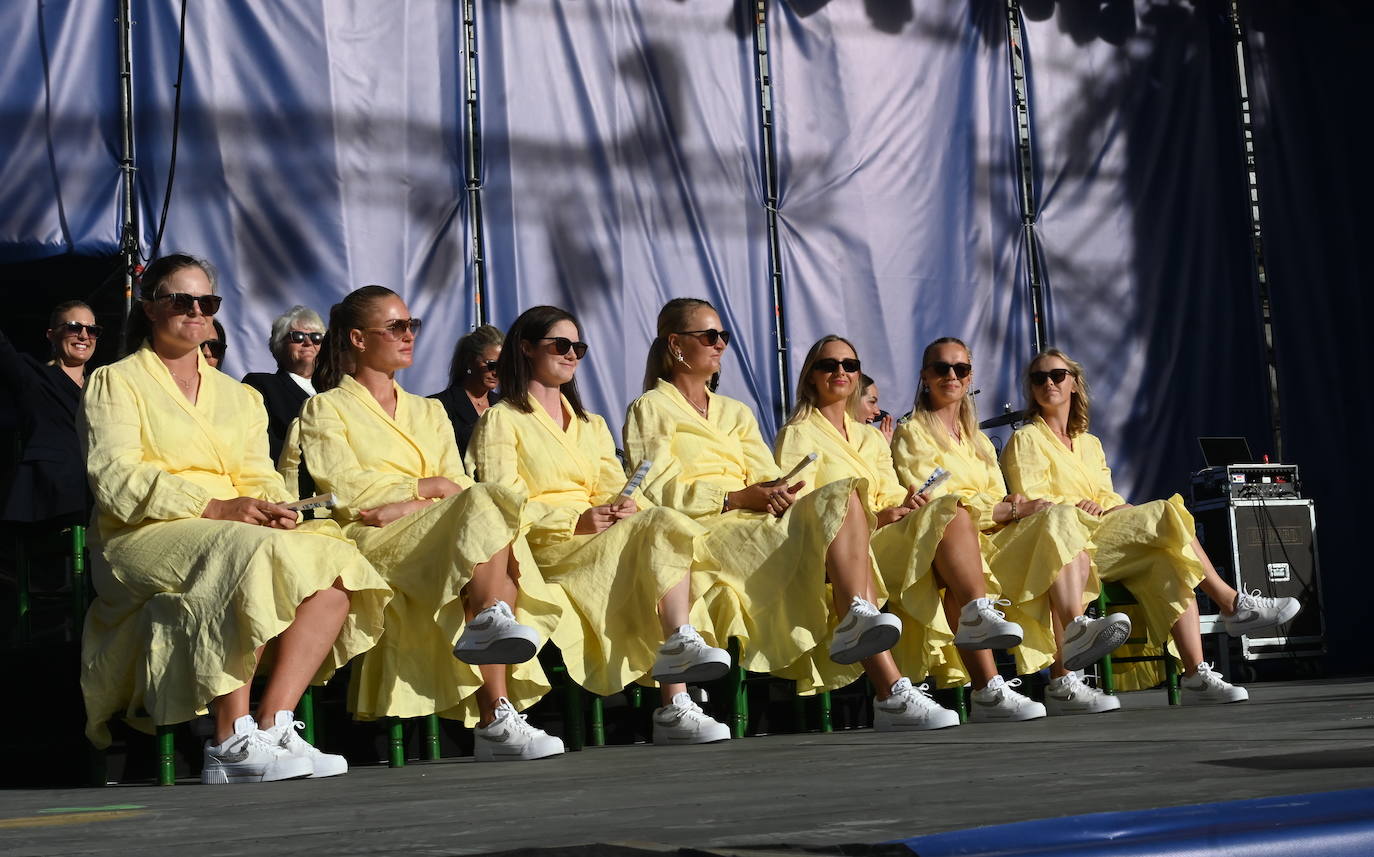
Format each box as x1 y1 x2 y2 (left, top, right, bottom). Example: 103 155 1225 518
895 788 1374 856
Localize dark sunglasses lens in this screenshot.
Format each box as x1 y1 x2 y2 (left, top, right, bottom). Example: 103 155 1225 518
841 359 861 373
813 359 837 373
196 294 222 315
549 337 572 354
571 342 589 359
933 362 971 379
482 360 498 372
718 330 731 346
408 318 422 335
63 322 101 337
201 341 226 358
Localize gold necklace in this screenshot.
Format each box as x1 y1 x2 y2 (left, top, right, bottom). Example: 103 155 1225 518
688 396 709 417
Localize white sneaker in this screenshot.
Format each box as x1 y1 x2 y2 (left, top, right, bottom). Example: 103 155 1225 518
1181 662 1248 704
260 710 348 778
969 676 1046 722
1223 591 1301 637
1044 672 1121 716
873 677 960 731
454 600 540 664
828 596 903 664
652 691 731 745
474 697 565 761
953 597 1024 650
652 625 731 684
201 714 314 784
1061 612 1132 671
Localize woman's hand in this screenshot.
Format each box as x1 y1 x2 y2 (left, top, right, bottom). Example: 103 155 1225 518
875 505 911 529
576 505 625 534
902 486 930 509
877 414 895 444
358 499 432 527
1076 499 1105 517
727 480 806 518
203 497 298 529
418 476 463 500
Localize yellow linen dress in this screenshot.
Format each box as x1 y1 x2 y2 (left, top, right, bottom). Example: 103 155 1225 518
623 380 872 695
1001 416 1205 687
891 415 1099 676
772 410 969 686
298 375 566 724
78 345 391 748
467 396 709 696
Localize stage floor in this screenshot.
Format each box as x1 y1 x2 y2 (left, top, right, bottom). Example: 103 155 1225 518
3 677 1371 856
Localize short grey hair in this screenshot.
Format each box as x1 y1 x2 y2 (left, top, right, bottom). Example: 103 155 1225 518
269 305 326 365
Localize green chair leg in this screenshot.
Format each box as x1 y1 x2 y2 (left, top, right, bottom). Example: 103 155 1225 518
156 724 176 786
299 687 316 745
818 691 832 733
423 714 441 760
954 685 969 724
386 718 405 767
1165 654 1180 706
69 525 88 634
589 697 605 747
728 640 748 738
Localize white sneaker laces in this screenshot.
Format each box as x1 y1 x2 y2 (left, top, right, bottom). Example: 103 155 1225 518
1237 590 1279 612
849 596 880 618
1194 662 1229 687
492 698 538 737
977 597 1012 620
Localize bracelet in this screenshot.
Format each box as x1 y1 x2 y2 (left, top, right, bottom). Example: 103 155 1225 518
1010 501 1019 522
722 494 732 513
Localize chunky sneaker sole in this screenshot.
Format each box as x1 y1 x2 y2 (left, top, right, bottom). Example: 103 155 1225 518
473 733 565 762
202 753 313 784
953 626 1024 650
453 623 540 665
829 615 902 665
1182 684 1249 705
652 719 731 745
874 705 960 732
1062 613 1132 671
652 647 731 684
1044 686 1122 716
969 700 1046 722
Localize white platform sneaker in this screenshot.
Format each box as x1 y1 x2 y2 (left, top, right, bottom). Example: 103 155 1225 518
261 710 348 778
953 597 1024 650
873 678 960 731
969 676 1046 722
474 698 565 761
652 691 731 745
1061 612 1132 671
453 600 540 664
1223 591 1301 637
829 596 902 664
652 625 731 684
1044 672 1121 716
201 714 313 784
1181 662 1249 704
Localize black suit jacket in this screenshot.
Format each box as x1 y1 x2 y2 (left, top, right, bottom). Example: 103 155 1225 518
0 329 90 523
429 387 500 458
242 370 311 465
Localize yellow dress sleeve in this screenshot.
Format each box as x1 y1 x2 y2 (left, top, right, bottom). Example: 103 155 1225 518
1001 427 1066 504
1085 434 1127 508
469 405 582 546
298 393 420 520
890 421 938 493
772 422 820 501
624 395 724 517
80 366 215 524
589 414 649 507
234 384 293 503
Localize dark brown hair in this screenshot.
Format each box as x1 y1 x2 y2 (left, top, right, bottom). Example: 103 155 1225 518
124 253 217 355
643 297 719 392
313 285 398 392
447 323 505 389
497 305 588 421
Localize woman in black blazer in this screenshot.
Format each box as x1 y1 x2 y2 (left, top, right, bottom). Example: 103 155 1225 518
0 300 100 524
242 305 325 465
429 324 502 457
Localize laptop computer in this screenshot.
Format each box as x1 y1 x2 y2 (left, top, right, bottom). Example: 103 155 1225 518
1198 436 1254 467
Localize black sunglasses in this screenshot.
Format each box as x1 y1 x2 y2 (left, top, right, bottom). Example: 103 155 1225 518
1029 367 1072 386
536 337 589 359
677 328 731 347
155 292 223 316
57 321 103 337
478 360 498 372
926 361 972 379
287 330 324 345
812 357 861 374
362 318 423 339
200 340 227 359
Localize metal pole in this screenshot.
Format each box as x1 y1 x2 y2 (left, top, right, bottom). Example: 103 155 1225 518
1005 0 1047 355
749 0 791 424
461 0 488 327
117 0 139 337
1229 0 1283 461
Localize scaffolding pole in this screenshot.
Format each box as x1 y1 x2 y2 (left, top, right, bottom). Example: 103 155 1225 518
461 0 488 327
1229 0 1283 461
1005 0 1047 356
749 0 791 425
116 0 139 338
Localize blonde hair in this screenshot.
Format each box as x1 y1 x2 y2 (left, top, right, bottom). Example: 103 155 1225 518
643 298 719 392
911 337 996 467
1022 347 1091 437
785 335 864 427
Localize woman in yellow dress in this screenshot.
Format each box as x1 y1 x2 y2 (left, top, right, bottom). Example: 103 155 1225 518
79 254 391 784
1001 348 1301 703
467 305 733 745
773 334 1042 725
891 337 1130 716
298 286 566 762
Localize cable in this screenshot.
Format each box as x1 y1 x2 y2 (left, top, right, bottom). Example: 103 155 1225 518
146 0 189 263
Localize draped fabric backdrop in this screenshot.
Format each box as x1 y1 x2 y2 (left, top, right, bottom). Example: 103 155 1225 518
0 0 1365 666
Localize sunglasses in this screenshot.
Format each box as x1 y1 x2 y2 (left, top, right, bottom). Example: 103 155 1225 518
200 340 227 359
57 321 103 338
537 337 589 359
155 292 223 316
812 357 861 374
362 318 423 339
926 361 972 379
677 328 731 347
1029 367 1072 386
478 360 498 372
287 330 324 345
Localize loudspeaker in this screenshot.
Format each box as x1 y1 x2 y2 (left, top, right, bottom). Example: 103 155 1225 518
1192 498 1324 660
